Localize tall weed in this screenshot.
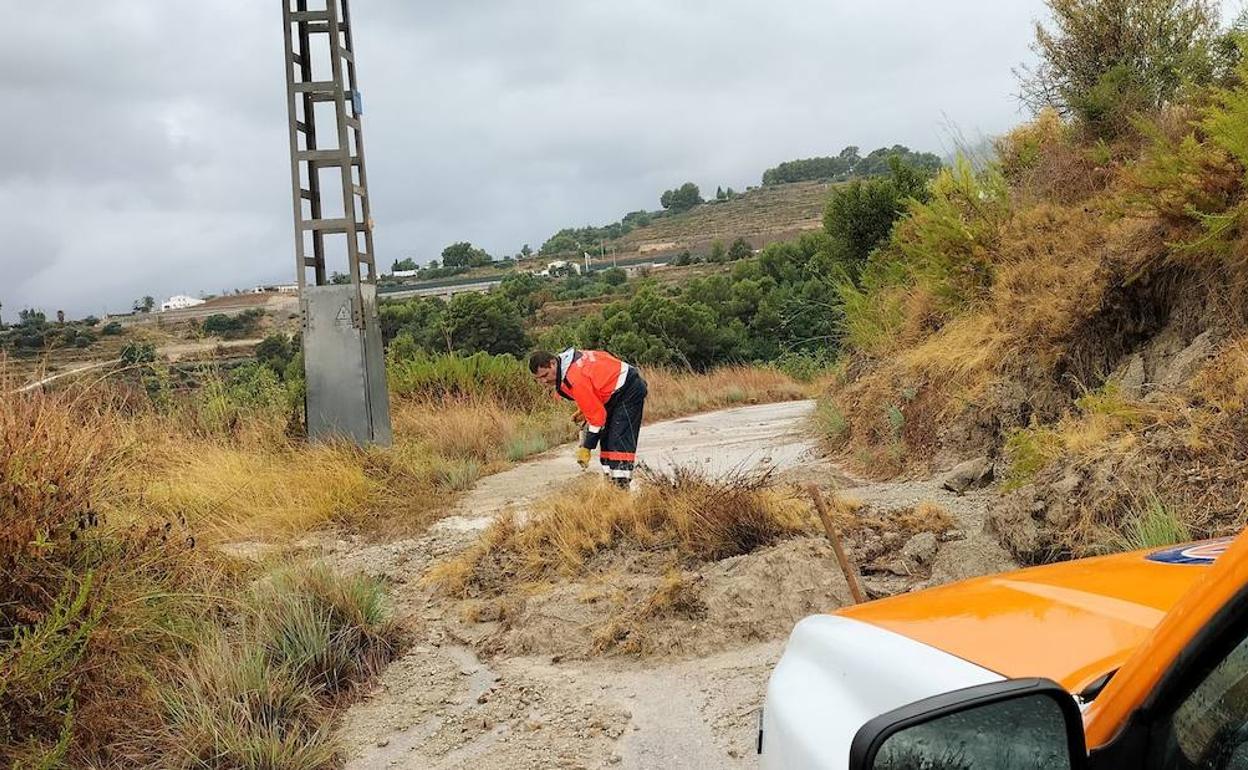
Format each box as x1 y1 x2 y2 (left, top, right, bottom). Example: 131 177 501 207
388 351 545 410
1113 494 1193 552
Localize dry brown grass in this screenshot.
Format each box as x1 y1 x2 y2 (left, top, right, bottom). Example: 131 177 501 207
1 385 407 767
3 352 807 761
822 184 1170 477
127 364 798 542
996 107 1116 205
1 387 239 767
645 365 812 420
127 392 575 543
426 466 811 599
140 441 379 541
990 339 1248 562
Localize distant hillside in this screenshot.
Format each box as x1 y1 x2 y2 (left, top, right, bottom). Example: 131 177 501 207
530 181 831 265
531 145 943 266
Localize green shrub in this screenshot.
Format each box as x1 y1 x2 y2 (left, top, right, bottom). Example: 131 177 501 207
1 577 100 768
120 341 157 364
728 237 754 261
256 333 296 377
202 309 264 340
195 363 295 436
1174 49 1248 270
773 351 837 382
387 351 546 410
824 156 933 265
892 158 1009 313
1020 0 1220 136
836 268 907 354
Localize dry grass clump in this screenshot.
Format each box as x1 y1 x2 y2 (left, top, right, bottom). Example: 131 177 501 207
1 388 233 767
2 386 404 767
141 441 378 541
395 398 571 467
161 643 338 770
837 498 954 545
996 107 1115 204
1189 338 1248 412
160 562 404 769
427 466 810 598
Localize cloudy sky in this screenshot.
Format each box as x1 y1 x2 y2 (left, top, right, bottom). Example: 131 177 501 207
5 0 1226 317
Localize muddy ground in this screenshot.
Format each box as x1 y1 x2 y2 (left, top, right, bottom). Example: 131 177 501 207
311 401 1014 769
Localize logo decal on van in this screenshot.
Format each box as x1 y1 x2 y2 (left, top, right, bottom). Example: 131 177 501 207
1147 537 1234 565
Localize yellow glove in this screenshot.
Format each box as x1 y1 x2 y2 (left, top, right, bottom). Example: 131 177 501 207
576 446 592 468
571 409 586 426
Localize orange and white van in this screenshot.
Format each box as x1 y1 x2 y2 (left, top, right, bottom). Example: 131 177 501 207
760 531 1248 769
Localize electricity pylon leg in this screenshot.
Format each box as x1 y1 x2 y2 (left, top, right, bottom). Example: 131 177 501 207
281 0 391 445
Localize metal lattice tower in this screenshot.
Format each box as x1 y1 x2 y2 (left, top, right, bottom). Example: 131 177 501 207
283 0 374 291
281 0 391 445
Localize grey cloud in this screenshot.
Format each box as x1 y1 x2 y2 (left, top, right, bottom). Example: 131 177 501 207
5 0 1111 316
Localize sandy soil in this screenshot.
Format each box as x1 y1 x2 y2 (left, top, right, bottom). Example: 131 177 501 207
325 401 1015 769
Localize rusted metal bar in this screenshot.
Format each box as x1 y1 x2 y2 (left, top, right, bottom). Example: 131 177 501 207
807 485 866 605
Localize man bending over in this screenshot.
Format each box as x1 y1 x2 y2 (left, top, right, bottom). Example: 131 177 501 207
529 348 648 487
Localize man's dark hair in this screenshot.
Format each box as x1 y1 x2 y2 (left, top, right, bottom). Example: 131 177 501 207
528 350 556 374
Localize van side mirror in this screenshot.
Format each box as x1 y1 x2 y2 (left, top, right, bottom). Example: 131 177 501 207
849 678 1087 770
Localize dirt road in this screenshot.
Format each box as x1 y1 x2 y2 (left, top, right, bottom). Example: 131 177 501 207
432 400 819 536
329 400 1011 769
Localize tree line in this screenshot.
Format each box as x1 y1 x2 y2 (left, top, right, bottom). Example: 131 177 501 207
761 145 942 186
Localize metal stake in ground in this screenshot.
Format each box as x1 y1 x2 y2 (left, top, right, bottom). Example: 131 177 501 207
806 485 866 605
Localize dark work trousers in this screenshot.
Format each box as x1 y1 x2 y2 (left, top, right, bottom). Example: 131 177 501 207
600 369 647 486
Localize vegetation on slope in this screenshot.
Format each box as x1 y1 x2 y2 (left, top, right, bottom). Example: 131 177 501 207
817 0 1248 561
0 384 404 768
537 143 942 259
380 158 936 373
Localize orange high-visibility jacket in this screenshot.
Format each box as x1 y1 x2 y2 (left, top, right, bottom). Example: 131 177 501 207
555 348 630 439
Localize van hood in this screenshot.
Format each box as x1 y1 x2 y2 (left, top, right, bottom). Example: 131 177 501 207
837 538 1232 694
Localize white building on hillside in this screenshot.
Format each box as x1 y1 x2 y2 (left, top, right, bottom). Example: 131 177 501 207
536 260 582 277
161 294 206 312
